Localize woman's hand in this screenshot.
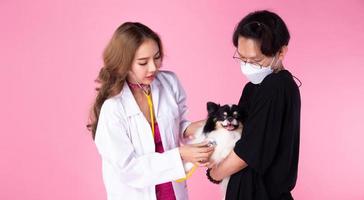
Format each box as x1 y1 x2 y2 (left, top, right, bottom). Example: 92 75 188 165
183 120 206 139
179 141 214 167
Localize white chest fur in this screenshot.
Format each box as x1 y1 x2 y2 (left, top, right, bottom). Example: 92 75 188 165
185 127 242 166
183 126 242 198
192 127 242 163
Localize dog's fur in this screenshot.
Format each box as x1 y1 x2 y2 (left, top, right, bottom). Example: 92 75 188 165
183 102 243 198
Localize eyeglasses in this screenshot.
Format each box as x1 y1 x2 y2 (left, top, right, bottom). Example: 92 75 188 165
233 51 272 69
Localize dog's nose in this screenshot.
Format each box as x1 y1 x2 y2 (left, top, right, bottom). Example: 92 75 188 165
227 117 234 122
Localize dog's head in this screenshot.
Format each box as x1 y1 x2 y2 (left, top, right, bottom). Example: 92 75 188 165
203 102 243 133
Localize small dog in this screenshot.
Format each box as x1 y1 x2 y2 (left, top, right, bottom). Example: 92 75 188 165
183 102 243 197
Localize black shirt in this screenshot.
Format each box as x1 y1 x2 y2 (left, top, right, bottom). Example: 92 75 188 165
226 70 301 200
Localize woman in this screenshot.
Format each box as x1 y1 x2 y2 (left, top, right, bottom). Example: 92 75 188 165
207 10 301 200
87 22 213 200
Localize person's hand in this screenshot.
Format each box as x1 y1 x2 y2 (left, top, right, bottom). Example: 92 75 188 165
206 159 217 169
179 140 214 167
183 120 206 139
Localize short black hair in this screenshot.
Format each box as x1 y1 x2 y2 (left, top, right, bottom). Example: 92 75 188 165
233 10 290 56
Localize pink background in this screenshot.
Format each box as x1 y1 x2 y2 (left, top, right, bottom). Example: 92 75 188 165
1 0 364 199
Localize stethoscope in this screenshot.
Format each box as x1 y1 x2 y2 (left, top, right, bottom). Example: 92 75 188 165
131 72 196 182
130 73 156 137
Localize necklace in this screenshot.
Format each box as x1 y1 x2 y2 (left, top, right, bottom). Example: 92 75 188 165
127 81 151 95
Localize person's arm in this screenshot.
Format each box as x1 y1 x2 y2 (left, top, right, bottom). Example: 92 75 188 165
211 80 288 180
95 99 214 188
213 86 286 184
183 120 205 138
209 150 247 181
170 72 206 139
171 72 192 137
95 99 186 188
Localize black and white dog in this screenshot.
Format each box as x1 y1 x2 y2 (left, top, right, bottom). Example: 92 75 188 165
183 102 243 196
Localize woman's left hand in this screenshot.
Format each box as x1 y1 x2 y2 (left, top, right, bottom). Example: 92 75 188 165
184 120 206 139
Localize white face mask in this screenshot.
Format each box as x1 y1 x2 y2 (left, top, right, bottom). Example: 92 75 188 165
240 56 277 84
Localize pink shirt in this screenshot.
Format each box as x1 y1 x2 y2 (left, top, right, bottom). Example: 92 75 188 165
154 122 177 200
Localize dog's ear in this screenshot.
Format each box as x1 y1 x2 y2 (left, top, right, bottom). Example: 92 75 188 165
206 102 219 116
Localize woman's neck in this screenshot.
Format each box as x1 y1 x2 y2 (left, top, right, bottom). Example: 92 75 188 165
127 81 151 95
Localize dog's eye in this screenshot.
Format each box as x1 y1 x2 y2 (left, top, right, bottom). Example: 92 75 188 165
233 112 239 117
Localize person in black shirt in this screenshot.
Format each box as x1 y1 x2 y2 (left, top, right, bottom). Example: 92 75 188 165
208 10 301 200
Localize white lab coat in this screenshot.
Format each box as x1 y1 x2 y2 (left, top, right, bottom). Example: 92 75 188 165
95 71 191 200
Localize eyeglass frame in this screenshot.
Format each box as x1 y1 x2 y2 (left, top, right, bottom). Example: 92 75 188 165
232 50 276 69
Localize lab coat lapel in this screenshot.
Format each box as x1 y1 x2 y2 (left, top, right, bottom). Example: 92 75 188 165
121 83 155 153
120 82 141 116
150 78 161 118
151 77 172 150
